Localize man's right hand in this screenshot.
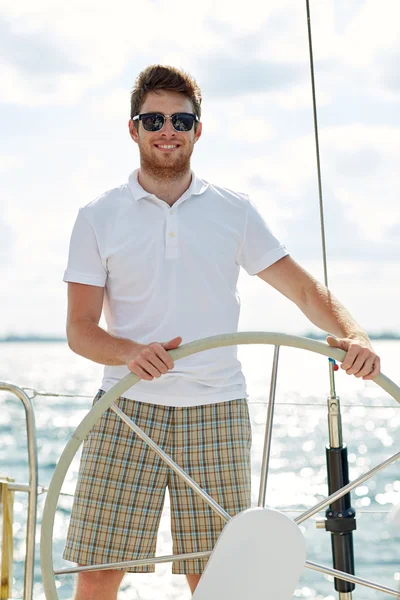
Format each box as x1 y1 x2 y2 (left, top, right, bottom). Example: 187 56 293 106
126 336 182 381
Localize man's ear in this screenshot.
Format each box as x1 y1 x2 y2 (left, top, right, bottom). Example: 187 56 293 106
194 121 202 143
128 119 139 143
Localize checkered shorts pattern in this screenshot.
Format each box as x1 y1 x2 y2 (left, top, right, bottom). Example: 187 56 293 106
63 391 252 574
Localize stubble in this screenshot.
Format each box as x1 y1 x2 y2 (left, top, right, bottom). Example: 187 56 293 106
138 140 194 182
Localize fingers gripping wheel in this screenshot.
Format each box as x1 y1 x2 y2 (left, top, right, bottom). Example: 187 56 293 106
40 332 400 600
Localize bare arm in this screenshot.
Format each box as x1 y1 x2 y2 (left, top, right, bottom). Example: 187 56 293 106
257 256 365 339
257 256 380 379
66 282 182 380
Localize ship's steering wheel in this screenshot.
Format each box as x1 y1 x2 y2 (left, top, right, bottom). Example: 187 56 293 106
40 333 400 599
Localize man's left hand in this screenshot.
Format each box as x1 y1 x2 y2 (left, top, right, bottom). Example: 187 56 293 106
326 335 380 380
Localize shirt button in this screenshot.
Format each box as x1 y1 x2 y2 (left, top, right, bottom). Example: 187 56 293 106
169 232 175 238
169 209 174 215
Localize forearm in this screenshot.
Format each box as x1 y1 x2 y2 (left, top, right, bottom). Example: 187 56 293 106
299 281 370 343
67 319 139 365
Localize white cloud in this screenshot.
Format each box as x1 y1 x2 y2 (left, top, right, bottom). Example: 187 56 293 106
274 84 331 110
241 124 400 236
0 0 222 106
197 120 400 266
0 63 94 106
322 124 400 237
0 154 19 172
238 258 400 335
240 137 316 195
91 88 131 123
228 118 275 142
1 0 400 336
1 0 399 109
202 0 278 34
342 0 400 66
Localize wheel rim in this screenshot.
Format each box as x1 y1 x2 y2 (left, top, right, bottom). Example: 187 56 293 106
40 332 400 599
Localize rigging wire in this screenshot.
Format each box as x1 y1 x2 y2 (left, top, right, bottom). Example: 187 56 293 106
18 387 398 409
306 0 329 288
33 485 394 514
305 1 339 401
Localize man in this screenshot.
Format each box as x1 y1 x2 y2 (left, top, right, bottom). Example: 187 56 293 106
63 64 380 600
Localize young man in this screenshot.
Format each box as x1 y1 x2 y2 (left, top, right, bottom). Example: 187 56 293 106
63 65 380 599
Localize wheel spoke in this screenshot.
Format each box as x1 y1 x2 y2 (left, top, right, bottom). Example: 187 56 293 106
258 346 280 507
305 560 400 597
295 450 400 525
54 550 212 575
111 404 230 523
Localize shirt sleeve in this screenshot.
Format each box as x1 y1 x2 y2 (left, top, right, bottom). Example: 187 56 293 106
237 196 289 276
63 208 107 287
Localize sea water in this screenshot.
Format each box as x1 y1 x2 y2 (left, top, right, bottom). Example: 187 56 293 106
0 340 399 599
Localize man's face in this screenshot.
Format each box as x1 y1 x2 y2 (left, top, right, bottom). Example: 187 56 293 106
128 90 202 180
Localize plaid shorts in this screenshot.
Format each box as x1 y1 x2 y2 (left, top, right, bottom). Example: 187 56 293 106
63 391 252 574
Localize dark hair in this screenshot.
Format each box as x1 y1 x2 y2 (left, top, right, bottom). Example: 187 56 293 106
130 65 202 127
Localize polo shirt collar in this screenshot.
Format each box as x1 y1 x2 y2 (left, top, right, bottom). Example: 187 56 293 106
128 168 208 202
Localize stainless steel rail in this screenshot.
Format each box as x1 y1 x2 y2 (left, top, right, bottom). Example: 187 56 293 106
0 382 39 600
258 345 280 507
306 561 400 597
53 555 400 597
294 450 400 525
53 554 400 597
40 333 400 600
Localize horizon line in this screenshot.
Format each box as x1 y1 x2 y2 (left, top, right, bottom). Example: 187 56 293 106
1 331 400 342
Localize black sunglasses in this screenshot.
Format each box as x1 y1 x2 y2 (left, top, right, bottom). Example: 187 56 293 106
132 112 199 132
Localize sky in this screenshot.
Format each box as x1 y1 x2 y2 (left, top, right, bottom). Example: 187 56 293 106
1 0 400 337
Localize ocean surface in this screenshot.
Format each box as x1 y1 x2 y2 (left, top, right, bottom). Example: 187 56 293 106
0 339 399 600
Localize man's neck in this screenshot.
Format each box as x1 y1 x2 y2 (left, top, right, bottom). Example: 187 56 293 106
137 168 192 207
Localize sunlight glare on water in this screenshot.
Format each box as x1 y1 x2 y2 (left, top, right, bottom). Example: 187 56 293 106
0 340 399 599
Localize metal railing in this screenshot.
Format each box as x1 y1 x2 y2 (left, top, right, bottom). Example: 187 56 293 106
0 382 39 600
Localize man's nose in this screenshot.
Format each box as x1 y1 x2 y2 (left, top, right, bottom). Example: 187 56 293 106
161 117 176 135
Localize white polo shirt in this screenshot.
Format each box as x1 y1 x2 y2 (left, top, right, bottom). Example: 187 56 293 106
64 169 288 406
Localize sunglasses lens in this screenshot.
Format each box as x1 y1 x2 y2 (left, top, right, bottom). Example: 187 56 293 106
141 113 164 131
172 113 195 131
139 112 196 132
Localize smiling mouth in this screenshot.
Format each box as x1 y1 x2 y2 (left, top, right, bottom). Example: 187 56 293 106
154 144 180 151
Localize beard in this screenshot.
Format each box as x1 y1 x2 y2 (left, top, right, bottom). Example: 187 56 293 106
138 139 194 182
